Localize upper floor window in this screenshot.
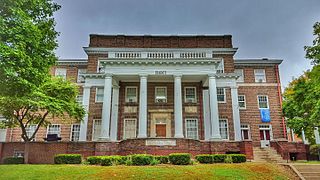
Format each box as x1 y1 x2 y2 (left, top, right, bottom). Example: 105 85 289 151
47 124 61 136
155 87 167 103
217 60 224 73
77 69 87 83
258 95 269 109
184 87 197 103
26 125 36 141
95 87 104 103
55 68 67 80
238 95 246 109
235 69 244 82
125 87 138 103
217 88 226 103
254 69 266 83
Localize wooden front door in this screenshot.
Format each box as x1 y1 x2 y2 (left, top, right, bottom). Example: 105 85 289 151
156 124 166 137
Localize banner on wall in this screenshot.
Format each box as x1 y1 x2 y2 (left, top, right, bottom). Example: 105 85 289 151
260 109 271 123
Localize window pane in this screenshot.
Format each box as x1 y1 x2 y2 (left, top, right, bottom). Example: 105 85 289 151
185 87 196 103
235 69 244 82
254 69 266 82
238 95 246 108
186 119 198 139
93 120 101 141
48 125 61 136
77 69 86 83
219 120 228 139
96 88 104 102
155 87 167 102
126 87 137 102
71 124 80 141
217 88 225 102
124 119 136 139
258 96 268 109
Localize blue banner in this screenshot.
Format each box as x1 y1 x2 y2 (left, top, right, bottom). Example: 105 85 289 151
260 109 271 122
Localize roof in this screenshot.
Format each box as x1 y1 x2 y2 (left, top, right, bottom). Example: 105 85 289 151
89 34 232 38
234 58 283 66
57 59 88 65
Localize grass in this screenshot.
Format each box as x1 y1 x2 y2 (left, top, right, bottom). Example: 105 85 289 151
294 160 320 164
0 163 297 180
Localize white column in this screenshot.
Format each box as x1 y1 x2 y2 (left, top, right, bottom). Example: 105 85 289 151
174 74 184 138
99 74 113 140
79 86 91 141
314 127 320 144
138 75 148 138
301 129 309 144
203 89 211 140
231 86 242 141
110 85 120 141
208 75 221 139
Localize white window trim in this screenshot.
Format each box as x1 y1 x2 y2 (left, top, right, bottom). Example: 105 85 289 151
217 59 224 73
123 118 137 139
238 95 246 109
217 87 226 103
125 86 138 103
258 124 273 140
77 69 86 83
155 86 167 103
184 87 197 103
95 87 104 103
185 118 199 140
55 68 67 80
254 69 266 83
235 69 244 82
257 95 269 109
70 124 80 142
219 118 229 140
240 124 251 140
25 125 37 141
46 124 61 137
92 119 102 141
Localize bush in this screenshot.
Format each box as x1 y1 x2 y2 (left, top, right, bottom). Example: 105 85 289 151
87 156 104 165
154 156 169 164
150 158 160 166
3 157 24 164
54 154 82 164
131 154 154 166
224 155 233 163
169 153 191 165
100 156 113 166
212 154 227 163
229 154 246 163
195 154 213 164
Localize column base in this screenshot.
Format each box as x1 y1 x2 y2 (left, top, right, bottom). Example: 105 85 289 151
174 134 184 138
137 135 148 138
210 134 222 141
98 137 110 141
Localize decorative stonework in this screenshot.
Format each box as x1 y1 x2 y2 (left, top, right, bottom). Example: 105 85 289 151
124 106 138 113
145 139 177 146
185 106 198 113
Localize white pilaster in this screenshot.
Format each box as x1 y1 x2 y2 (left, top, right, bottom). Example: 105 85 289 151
138 75 148 138
99 74 113 140
174 74 184 138
314 127 320 144
110 85 120 141
208 75 221 139
79 86 91 141
301 129 309 144
203 89 211 140
231 86 242 141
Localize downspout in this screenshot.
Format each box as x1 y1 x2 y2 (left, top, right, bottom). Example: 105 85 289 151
275 65 287 139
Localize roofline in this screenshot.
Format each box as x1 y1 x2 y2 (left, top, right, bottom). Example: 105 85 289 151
57 59 88 65
234 59 283 66
89 34 232 38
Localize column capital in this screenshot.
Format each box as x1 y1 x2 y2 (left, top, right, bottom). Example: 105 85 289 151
112 85 120 89
139 74 148 78
83 85 91 89
208 74 216 78
230 85 238 89
173 73 182 78
104 73 113 78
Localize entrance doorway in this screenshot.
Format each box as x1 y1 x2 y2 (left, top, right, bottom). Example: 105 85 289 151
156 124 166 137
259 125 272 148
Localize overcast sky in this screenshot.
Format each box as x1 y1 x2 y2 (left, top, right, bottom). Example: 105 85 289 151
54 0 320 88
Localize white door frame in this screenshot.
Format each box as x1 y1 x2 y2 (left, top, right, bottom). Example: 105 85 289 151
259 125 273 148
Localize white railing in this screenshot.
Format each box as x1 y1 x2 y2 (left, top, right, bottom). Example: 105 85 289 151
147 52 174 59
115 52 141 58
109 51 211 59
180 52 206 59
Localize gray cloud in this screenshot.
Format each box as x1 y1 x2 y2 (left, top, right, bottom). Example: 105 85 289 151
54 0 320 88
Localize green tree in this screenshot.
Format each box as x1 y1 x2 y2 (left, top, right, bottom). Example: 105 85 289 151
305 22 320 65
0 77 85 142
0 0 60 96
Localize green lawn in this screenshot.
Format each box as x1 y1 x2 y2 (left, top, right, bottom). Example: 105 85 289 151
0 163 297 180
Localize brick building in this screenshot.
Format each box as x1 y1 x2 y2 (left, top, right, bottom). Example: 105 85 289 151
0 35 310 163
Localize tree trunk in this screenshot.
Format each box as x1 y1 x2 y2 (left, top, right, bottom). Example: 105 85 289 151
24 141 30 164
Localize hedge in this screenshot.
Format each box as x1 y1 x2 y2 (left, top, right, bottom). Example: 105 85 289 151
87 155 128 165
131 154 154 166
229 154 246 163
212 154 227 163
195 154 213 164
154 155 169 164
195 154 246 164
168 153 191 165
87 156 104 165
54 154 82 164
3 157 24 164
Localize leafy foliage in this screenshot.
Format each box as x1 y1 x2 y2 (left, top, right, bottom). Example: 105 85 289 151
168 153 191 165
54 154 82 164
305 22 320 65
3 157 24 164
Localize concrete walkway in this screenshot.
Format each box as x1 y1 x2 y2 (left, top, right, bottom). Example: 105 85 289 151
291 164 320 180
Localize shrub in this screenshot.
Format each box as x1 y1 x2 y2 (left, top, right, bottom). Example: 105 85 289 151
224 155 233 163
54 154 82 164
195 154 213 164
150 158 160 166
100 156 113 166
169 153 191 165
87 156 104 165
229 154 246 163
131 154 154 166
212 154 227 163
3 157 24 164
154 156 169 164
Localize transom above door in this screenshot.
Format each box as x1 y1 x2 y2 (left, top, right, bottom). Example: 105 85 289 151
150 112 172 138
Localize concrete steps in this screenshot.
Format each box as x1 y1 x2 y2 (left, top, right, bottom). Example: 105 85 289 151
253 147 286 163
293 164 320 180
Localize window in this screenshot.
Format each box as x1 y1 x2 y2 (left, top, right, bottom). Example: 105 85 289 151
219 119 229 140
258 95 269 109
26 125 36 141
76 95 83 104
47 124 61 136
235 69 244 82
95 87 104 103
217 88 226 102
124 119 136 139
77 69 87 83
92 119 101 141
185 118 198 139
217 60 224 73
155 87 167 103
241 124 250 140
70 124 80 141
125 87 138 103
185 87 197 103
254 69 266 83
14 151 24 157
55 68 67 80
0 116 6 142
238 95 246 109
